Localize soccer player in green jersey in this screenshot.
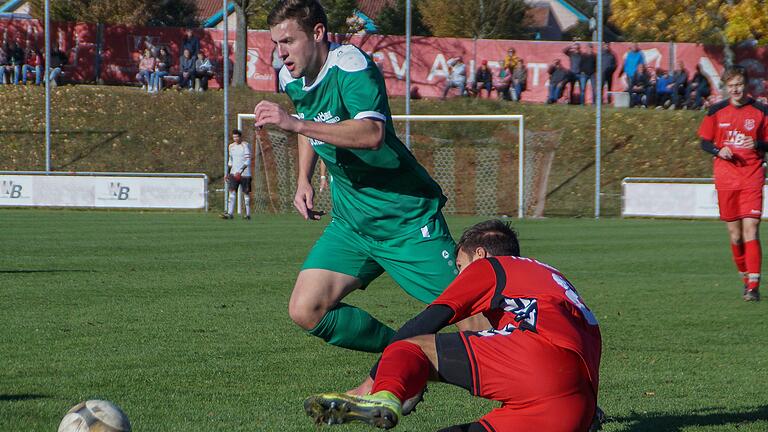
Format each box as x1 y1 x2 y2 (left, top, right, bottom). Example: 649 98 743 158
253 0 485 378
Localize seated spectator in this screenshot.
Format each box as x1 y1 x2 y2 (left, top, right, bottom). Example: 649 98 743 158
441 56 467 100
21 47 42 85
670 60 688 109
547 59 569 104
179 48 196 91
149 47 171 93
135 49 155 90
511 60 527 101
194 51 214 91
630 64 650 107
46 46 68 87
493 64 513 101
472 59 492 98
654 69 673 109
7 37 24 85
686 64 710 109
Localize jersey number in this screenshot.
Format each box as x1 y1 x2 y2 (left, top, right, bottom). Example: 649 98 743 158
551 273 598 325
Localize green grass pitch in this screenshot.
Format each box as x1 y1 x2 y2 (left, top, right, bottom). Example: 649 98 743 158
1 209 766 431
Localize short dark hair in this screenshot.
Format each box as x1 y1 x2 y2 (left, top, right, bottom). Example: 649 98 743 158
232 129 242 136
723 65 748 84
268 0 328 39
456 220 520 258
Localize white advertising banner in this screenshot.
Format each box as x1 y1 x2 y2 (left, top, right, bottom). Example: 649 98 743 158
623 180 768 218
0 174 206 209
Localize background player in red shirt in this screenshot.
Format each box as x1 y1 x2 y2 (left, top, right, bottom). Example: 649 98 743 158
304 220 602 432
698 66 768 302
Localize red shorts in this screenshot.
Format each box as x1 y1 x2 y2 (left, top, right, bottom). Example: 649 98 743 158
460 330 596 432
717 188 763 222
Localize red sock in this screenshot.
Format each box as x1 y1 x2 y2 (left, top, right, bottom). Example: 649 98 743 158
745 240 762 290
371 341 431 403
731 242 747 274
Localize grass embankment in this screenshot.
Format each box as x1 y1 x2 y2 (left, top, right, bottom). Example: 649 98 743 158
0 85 711 215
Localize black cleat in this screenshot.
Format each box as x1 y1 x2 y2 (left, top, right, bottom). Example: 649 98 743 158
589 406 606 432
744 289 761 302
219 213 233 220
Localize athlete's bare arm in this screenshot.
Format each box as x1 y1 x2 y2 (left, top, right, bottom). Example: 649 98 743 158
295 133 322 220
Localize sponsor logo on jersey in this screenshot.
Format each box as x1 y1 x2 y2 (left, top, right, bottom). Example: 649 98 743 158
503 297 538 331
719 123 732 128
745 118 756 131
309 111 342 147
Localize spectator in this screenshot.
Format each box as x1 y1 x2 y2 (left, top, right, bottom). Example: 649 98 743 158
194 51 214 91
181 29 199 58
646 66 658 106
581 44 597 104
546 58 569 104
563 42 583 104
149 46 171 93
601 42 617 102
670 60 689 109
504 47 520 70
0 41 10 84
272 46 283 93
655 68 673 108
621 42 645 92
179 48 196 91
7 37 24 85
493 64 513 101
511 60 527 102
473 59 492 98
135 49 155 90
630 63 650 108
687 64 710 109
21 47 42 85
441 56 467 100
47 46 68 87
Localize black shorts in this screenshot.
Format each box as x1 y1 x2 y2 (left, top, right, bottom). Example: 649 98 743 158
227 176 252 194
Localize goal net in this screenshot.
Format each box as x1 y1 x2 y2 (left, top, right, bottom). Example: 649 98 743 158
236 114 561 218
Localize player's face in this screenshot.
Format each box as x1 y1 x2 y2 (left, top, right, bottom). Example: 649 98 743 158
271 19 325 80
455 248 487 274
727 76 746 105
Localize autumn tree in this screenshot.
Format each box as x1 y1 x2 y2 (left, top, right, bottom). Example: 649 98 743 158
28 0 198 27
418 0 530 39
375 0 432 36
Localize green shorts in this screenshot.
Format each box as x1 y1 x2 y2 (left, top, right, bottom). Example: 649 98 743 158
301 215 458 304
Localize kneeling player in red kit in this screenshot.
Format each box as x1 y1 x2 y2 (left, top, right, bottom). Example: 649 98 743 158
305 220 602 432
699 66 768 302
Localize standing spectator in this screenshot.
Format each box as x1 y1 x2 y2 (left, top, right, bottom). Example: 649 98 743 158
670 60 689 109
47 45 68 87
581 44 597 104
21 46 42 85
511 60 527 102
135 49 155 90
601 42 617 102
655 68 673 108
7 37 24 85
149 46 171 93
563 42 583 104
194 51 214 91
621 42 645 92
181 29 199 58
493 64 513 101
272 46 284 93
441 56 467 100
687 64 711 109
179 48 196 91
697 66 768 301
629 64 650 108
0 41 9 84
221 129 253 220
503 47 520 70
546 58 569 104
473 59 492 98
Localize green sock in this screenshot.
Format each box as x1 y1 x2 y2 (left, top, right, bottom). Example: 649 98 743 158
308 303 395 353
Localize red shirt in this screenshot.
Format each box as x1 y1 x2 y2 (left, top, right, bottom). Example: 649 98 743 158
432 256 602 394
698 99 768 190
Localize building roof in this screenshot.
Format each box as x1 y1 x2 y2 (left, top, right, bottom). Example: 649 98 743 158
196 0 225 23
355 0 395 19
526 6 552 28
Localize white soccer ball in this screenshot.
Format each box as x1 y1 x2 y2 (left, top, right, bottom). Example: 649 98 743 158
58 400 131 432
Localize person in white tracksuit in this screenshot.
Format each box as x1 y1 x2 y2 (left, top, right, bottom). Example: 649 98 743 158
222 129 253 220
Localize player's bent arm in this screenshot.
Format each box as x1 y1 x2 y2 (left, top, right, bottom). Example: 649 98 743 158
295 118 384 150
700 139 719 156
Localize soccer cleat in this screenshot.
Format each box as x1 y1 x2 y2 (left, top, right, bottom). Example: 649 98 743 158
589 406 606 432
219 213 233 220
244 215 251 220
304 391 401 429
743 289 760 302
401 387 426 416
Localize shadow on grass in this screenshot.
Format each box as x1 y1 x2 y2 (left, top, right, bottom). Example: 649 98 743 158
0 394 49 402
610 405 768 431
0 269 96 274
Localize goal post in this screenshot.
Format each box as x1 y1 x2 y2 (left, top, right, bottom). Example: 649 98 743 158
237 113 549 219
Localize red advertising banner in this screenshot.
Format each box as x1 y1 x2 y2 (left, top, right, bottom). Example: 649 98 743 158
2 17 767 102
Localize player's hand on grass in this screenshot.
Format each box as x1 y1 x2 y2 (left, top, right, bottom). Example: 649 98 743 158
254 100 300 132
718 147 733 160
295 181 324 221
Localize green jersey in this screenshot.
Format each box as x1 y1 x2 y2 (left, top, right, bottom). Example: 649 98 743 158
281 43 446 240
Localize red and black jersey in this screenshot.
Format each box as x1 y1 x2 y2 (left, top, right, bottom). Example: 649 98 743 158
432 256 602 394
698 98 768 190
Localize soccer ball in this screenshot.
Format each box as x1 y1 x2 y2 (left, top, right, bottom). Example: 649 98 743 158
58 400 131 432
